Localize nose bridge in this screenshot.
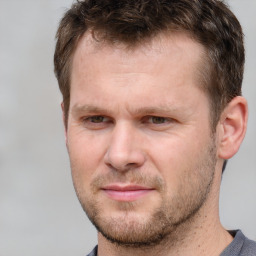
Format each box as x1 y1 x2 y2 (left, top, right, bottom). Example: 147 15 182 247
112 121 133 152
104 121 145 171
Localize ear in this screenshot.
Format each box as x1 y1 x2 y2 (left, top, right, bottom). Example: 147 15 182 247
61 102 68 144
217 96 248 159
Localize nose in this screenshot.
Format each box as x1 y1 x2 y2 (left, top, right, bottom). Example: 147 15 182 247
104 122 146 172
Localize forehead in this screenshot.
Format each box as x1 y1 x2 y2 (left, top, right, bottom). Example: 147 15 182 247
71 31 207 78
70 31 209 112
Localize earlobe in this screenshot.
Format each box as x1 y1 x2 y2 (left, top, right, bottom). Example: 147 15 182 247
217 96 248 160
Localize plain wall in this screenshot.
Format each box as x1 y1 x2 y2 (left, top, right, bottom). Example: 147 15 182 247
0 1 255 255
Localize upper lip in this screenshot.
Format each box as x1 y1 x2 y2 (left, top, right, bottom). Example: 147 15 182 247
102 184 154 191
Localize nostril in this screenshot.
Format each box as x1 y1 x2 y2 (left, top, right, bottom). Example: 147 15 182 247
104 148 146 172
105 162 139 173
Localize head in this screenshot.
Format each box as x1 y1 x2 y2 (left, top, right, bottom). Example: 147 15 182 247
54 0 245 131
54 0 247 249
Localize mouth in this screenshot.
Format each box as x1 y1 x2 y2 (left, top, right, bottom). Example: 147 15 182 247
101 184 155 202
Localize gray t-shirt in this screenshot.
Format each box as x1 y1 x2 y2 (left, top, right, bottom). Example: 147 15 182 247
86 230 256 256
221 230 256 256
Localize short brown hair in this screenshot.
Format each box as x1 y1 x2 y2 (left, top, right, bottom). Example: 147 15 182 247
54 0 244 129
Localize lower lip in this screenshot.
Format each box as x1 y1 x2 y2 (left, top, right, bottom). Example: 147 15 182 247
102 189 153 202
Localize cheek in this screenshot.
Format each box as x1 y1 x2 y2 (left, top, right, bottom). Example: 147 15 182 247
147 133 207 189
67 132 107 182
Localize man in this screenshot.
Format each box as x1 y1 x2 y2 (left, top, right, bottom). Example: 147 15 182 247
54 0 256 255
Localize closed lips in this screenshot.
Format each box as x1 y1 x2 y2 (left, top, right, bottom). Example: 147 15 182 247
102 184 155 201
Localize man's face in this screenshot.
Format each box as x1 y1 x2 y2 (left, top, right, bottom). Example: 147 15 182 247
66 33 217 246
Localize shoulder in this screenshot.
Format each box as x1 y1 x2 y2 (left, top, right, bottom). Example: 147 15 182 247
241 235 256 256
221 230 256 256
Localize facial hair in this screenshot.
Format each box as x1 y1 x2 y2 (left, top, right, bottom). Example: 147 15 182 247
71 137 217 248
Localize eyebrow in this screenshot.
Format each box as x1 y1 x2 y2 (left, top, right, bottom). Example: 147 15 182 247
71 104 183 117
132 106 181 115
71 104 112 116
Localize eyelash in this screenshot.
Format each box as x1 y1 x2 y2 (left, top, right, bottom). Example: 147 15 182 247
82 115 111 124
80 115 174 129
85 116 108 123
144 116 170 124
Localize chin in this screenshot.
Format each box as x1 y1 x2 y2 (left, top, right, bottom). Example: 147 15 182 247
90 209 172 247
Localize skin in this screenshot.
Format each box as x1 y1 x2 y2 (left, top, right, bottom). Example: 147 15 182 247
64 32 248 256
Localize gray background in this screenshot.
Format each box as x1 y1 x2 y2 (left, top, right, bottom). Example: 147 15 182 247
0 0 255 255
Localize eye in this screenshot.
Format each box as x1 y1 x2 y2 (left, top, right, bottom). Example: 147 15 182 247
141 115 175 130
149 116 167 124
145 116 171 125
81 115 112 130
88 116 106 123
